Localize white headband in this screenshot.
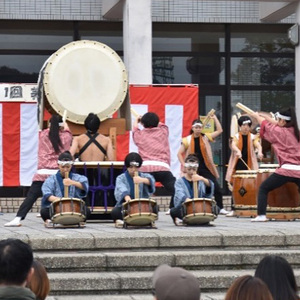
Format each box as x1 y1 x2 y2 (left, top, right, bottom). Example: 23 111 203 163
192 122 203 128
275 112 291 121
59 122 64 127
184 162 199 168
129 161 140 167
58 160 74 166
242 120 251 125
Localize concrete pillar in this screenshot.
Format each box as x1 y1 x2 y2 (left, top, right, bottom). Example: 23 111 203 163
123 0 152 84
296 2 300 124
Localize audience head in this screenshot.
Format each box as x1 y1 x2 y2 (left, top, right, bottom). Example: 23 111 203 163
27 260 50 300
84 113 101 134
225 275 273 300
255 255 298 300
152 264 201 300
0 238 34 286
141 112 159 128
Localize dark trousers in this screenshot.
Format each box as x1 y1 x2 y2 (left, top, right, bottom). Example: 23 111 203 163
17 181 43 220
111 203 159 221
149 171 176 208
170 206 184 221
198 169 223 209
258 173 300 215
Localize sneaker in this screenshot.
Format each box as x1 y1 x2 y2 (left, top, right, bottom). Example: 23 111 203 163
251 215 268 222
219 208 229 215
115 219 124 228
226 211 236 217
174 218 183 226
165 209 170 215
4 217 22 227
44 219 54 228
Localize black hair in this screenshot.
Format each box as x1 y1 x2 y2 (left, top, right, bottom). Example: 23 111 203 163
84 113 101 134
185 154 199 163
124 152 143 168
255 255 298 300
190 118 203 134
238 115 252 127
49 114 63 154
141 112 159 128
279 107 300 142
0 238 33 285
58 151 73 161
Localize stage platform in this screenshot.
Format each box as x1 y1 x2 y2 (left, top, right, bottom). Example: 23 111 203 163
1 209 300 300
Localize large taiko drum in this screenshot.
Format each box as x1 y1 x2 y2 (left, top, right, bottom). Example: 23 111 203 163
38 40 128 125
257 164 300 208
182 198 217 225
50 198 87 225
232 170 257 207
122 198 158 226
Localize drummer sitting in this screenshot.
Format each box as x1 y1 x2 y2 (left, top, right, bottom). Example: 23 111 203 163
111 152 157 228
170 154 214 226
40 151 90 227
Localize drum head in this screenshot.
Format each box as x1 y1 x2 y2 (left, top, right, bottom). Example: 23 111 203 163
43 40 128 124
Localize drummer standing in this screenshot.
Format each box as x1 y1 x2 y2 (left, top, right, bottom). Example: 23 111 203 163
111 152 157 228
249 107 300 222
70 113 115 206
132 112 176 212
225 115 263 216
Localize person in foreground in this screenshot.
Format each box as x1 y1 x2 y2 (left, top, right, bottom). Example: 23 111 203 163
170 154 214 226
111 152 157 227
40 151 90 226
152 264 201 300
250 107 300 222
225 275 273 300
5 114 72 227
255 255 299 300
0 238 36 300
26 260 50 300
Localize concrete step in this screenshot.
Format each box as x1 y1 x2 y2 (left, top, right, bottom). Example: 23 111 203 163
45 269 300 295
35 249 300 272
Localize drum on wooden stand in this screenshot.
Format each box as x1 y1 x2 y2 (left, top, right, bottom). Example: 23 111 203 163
50 197 87 226
257 164 300 220
122 198 158 227
232 170 257 217
182 198 217 225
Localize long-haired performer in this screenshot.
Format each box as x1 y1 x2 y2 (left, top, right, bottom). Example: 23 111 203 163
5 115 72 227
250 107 300 222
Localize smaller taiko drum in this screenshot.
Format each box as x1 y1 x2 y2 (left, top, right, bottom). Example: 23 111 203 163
122 198 158 226
50 198 87 225
182 198 217 225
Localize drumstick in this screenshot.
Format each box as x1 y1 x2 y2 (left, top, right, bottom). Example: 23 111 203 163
62 110 67 123
193 171 199 198
64 171 69 198
200 109 215 129
131 107 140 119
239 157 251 170
134 171 139 199
236 102 255 115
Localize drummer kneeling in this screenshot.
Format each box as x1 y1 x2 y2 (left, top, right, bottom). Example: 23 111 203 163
111 152 158 228
40 151 90 227
170 154 215 226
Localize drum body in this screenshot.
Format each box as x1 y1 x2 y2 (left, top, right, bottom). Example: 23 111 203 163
257 165 300 208
182 198 217 225
39 40 128 125
50 198 87 225
232 170 257 207
122 198 158 226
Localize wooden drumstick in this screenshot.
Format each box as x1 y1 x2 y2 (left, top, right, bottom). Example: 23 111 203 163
131 107 140 119
62 110 67 123
193 171 199 199
239 157 251 170
200 109 215 129
64 171 69 198
134 171 139 199
236 102 255 115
